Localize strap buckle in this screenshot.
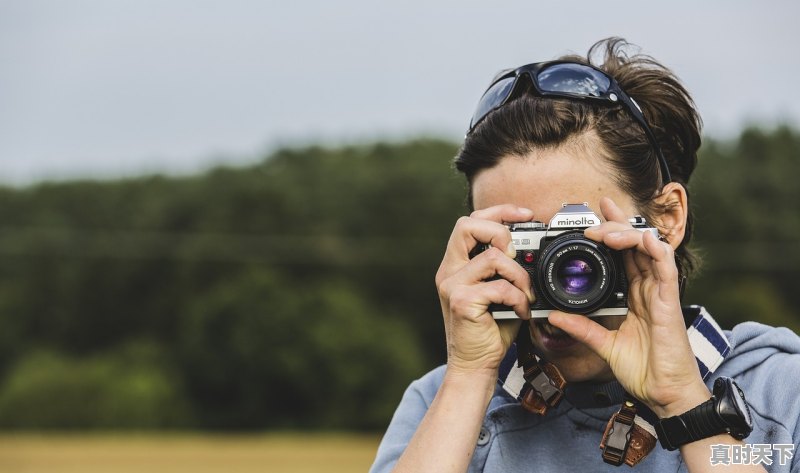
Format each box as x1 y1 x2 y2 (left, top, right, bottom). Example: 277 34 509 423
520 361 565 415
600 401 636 466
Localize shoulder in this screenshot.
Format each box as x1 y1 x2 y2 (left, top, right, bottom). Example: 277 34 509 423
720 321 800 378
383 364 447 435
717 322 800 434
402 364 447 408
369 365 447 473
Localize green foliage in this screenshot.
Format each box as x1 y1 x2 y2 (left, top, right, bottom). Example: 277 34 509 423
0 129 797 430
687 125 800 331
0 138 457 430
0 342 190 429
178 269 424 429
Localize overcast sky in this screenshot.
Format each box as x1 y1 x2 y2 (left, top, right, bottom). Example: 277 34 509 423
1 1 799 184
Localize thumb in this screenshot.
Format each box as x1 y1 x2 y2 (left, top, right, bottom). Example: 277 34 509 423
548 312 613 361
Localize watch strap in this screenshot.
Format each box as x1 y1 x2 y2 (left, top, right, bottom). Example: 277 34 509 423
655 397 726 450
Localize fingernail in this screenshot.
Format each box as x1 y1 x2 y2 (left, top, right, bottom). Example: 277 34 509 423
519 207 533 214
506 241 517 257
527 291 535 303
607 232 622 239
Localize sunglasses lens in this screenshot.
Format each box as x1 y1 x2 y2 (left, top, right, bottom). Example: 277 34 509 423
536 63 611 98
470 76 516 129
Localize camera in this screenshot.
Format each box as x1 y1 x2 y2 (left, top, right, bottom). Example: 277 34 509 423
474 203 658 319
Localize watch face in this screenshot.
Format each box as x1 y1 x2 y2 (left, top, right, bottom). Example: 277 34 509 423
717 378 754 436
734 386 752 425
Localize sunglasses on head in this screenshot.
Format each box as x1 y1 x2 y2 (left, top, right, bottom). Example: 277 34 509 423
468 60 672 184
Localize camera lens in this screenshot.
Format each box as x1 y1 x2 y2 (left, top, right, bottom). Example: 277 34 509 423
535 232 617 314
557 257 597 296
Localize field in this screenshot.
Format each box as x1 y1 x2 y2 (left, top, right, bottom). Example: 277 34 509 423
0 433 382 473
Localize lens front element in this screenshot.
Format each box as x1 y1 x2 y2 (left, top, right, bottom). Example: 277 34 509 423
557 257 597 296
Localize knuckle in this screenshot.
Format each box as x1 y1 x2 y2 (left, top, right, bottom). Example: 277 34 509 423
483 246 504 263
437 273 461 299
508 285 527 306
498 226 513 242
448 289 471 315
514 263 531 282
496 280 525 305
455 215 471 227
492 279 513 298
435 268 448 290
452 216 472 235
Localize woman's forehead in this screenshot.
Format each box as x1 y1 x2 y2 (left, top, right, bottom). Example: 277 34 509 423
471 151 636 221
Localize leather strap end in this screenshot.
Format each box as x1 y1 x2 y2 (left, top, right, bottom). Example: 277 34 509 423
520 386 549 415
522 361 566 412
599 401 656 467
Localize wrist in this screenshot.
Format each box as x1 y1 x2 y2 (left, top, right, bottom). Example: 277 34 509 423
654 377 753 452
443 365 498 405
651 381 712 419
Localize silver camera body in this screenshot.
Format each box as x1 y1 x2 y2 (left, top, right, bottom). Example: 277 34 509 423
484 203 658 319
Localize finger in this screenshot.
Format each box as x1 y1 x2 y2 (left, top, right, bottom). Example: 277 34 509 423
622 248 642 283
451 246 533 302
604 230 675 278
470 204 535 224
602 228 648 252
439 218 515 282
642 230 681 300
598 197 629 224
437 206 534 288
480 279 531 320
584 220 633 242
449 279 531 321
447 216 516 260
595 229 655 279
547 311 614 361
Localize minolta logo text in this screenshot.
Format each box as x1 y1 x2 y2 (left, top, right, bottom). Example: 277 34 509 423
555 216 598 227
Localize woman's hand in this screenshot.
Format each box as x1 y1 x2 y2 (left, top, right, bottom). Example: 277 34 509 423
548 197 710 417
392 205 536 473
435 205 535 375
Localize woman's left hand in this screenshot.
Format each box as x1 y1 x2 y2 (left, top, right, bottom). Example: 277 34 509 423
548 197 710 418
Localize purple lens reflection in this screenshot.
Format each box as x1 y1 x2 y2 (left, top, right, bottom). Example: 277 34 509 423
557 258 596 295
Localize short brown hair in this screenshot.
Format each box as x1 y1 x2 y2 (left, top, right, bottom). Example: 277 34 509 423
455 37 702 281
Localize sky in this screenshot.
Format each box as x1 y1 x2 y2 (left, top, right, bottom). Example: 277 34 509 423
1 1 799 184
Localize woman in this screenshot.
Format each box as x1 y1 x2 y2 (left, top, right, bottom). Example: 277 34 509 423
370 38 800 472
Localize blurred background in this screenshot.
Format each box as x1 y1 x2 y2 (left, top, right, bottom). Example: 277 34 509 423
1 1 799 471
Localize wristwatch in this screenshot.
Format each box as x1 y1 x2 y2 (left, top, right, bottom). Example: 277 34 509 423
654 377 753 451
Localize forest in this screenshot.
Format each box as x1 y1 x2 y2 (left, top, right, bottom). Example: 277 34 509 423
0 126 797 430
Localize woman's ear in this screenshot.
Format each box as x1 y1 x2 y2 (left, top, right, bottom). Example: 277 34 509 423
653 182 688 249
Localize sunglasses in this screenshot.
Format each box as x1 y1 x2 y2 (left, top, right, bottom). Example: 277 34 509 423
468 61 672 184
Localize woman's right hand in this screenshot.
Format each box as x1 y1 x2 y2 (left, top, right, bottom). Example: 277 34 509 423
435 205 535 375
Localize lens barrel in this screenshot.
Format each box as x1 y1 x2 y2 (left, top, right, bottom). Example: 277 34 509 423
535 232 617 314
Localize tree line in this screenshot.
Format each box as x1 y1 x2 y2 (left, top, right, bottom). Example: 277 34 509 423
0 127 797 430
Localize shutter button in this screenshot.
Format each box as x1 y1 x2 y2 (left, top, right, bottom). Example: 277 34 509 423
477 427 490 446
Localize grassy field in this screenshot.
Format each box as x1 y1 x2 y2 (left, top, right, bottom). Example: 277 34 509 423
0 432 382 473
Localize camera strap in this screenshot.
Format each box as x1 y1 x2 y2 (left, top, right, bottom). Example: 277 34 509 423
496 305 730 467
